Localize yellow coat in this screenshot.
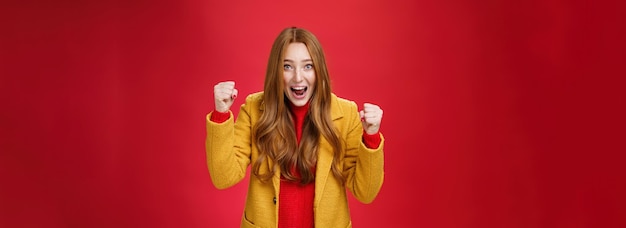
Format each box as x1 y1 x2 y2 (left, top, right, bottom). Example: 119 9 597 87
206 92 384 228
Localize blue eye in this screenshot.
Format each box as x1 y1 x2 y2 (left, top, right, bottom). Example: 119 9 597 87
304 64 313 70
283 64 293 70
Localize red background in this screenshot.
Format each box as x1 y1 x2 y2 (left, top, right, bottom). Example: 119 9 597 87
2 0 625 227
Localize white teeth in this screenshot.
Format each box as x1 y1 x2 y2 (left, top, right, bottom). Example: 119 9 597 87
291 86 306 90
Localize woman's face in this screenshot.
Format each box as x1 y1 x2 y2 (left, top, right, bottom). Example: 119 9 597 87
283 42 316 107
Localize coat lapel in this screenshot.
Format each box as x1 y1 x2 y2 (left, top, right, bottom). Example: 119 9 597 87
258 99 283 203
270 159 281 196
314 94 344 207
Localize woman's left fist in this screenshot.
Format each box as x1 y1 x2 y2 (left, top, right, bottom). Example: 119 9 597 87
359 103 383 135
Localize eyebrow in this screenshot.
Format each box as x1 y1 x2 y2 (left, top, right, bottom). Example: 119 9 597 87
284 59 313 63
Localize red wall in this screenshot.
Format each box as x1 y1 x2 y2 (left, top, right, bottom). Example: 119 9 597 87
1 0 625 227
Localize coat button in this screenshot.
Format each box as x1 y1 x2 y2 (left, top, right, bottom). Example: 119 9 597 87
273 197 277 204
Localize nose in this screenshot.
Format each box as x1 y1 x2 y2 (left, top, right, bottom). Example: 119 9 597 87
293 68 303 82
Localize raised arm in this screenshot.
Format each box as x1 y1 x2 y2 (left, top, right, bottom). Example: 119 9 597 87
205 81 251 189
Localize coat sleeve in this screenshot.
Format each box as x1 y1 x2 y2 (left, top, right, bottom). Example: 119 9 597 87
205 98 254 189
341 101 385 204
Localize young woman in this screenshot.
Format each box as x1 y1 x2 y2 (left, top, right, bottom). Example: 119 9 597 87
206 27 385 228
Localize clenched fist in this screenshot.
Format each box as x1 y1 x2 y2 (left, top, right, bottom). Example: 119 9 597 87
214 81 238 113
359 103 383 135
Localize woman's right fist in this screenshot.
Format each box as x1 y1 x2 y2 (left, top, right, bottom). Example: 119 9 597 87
214 81 238 113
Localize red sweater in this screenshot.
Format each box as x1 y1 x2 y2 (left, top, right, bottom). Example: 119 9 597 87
210 102 381 227
279 102 315 228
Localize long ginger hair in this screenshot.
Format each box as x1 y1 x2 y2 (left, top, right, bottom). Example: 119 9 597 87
252 27 344 185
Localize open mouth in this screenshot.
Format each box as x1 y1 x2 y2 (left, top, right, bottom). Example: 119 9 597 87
290 86 308 97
